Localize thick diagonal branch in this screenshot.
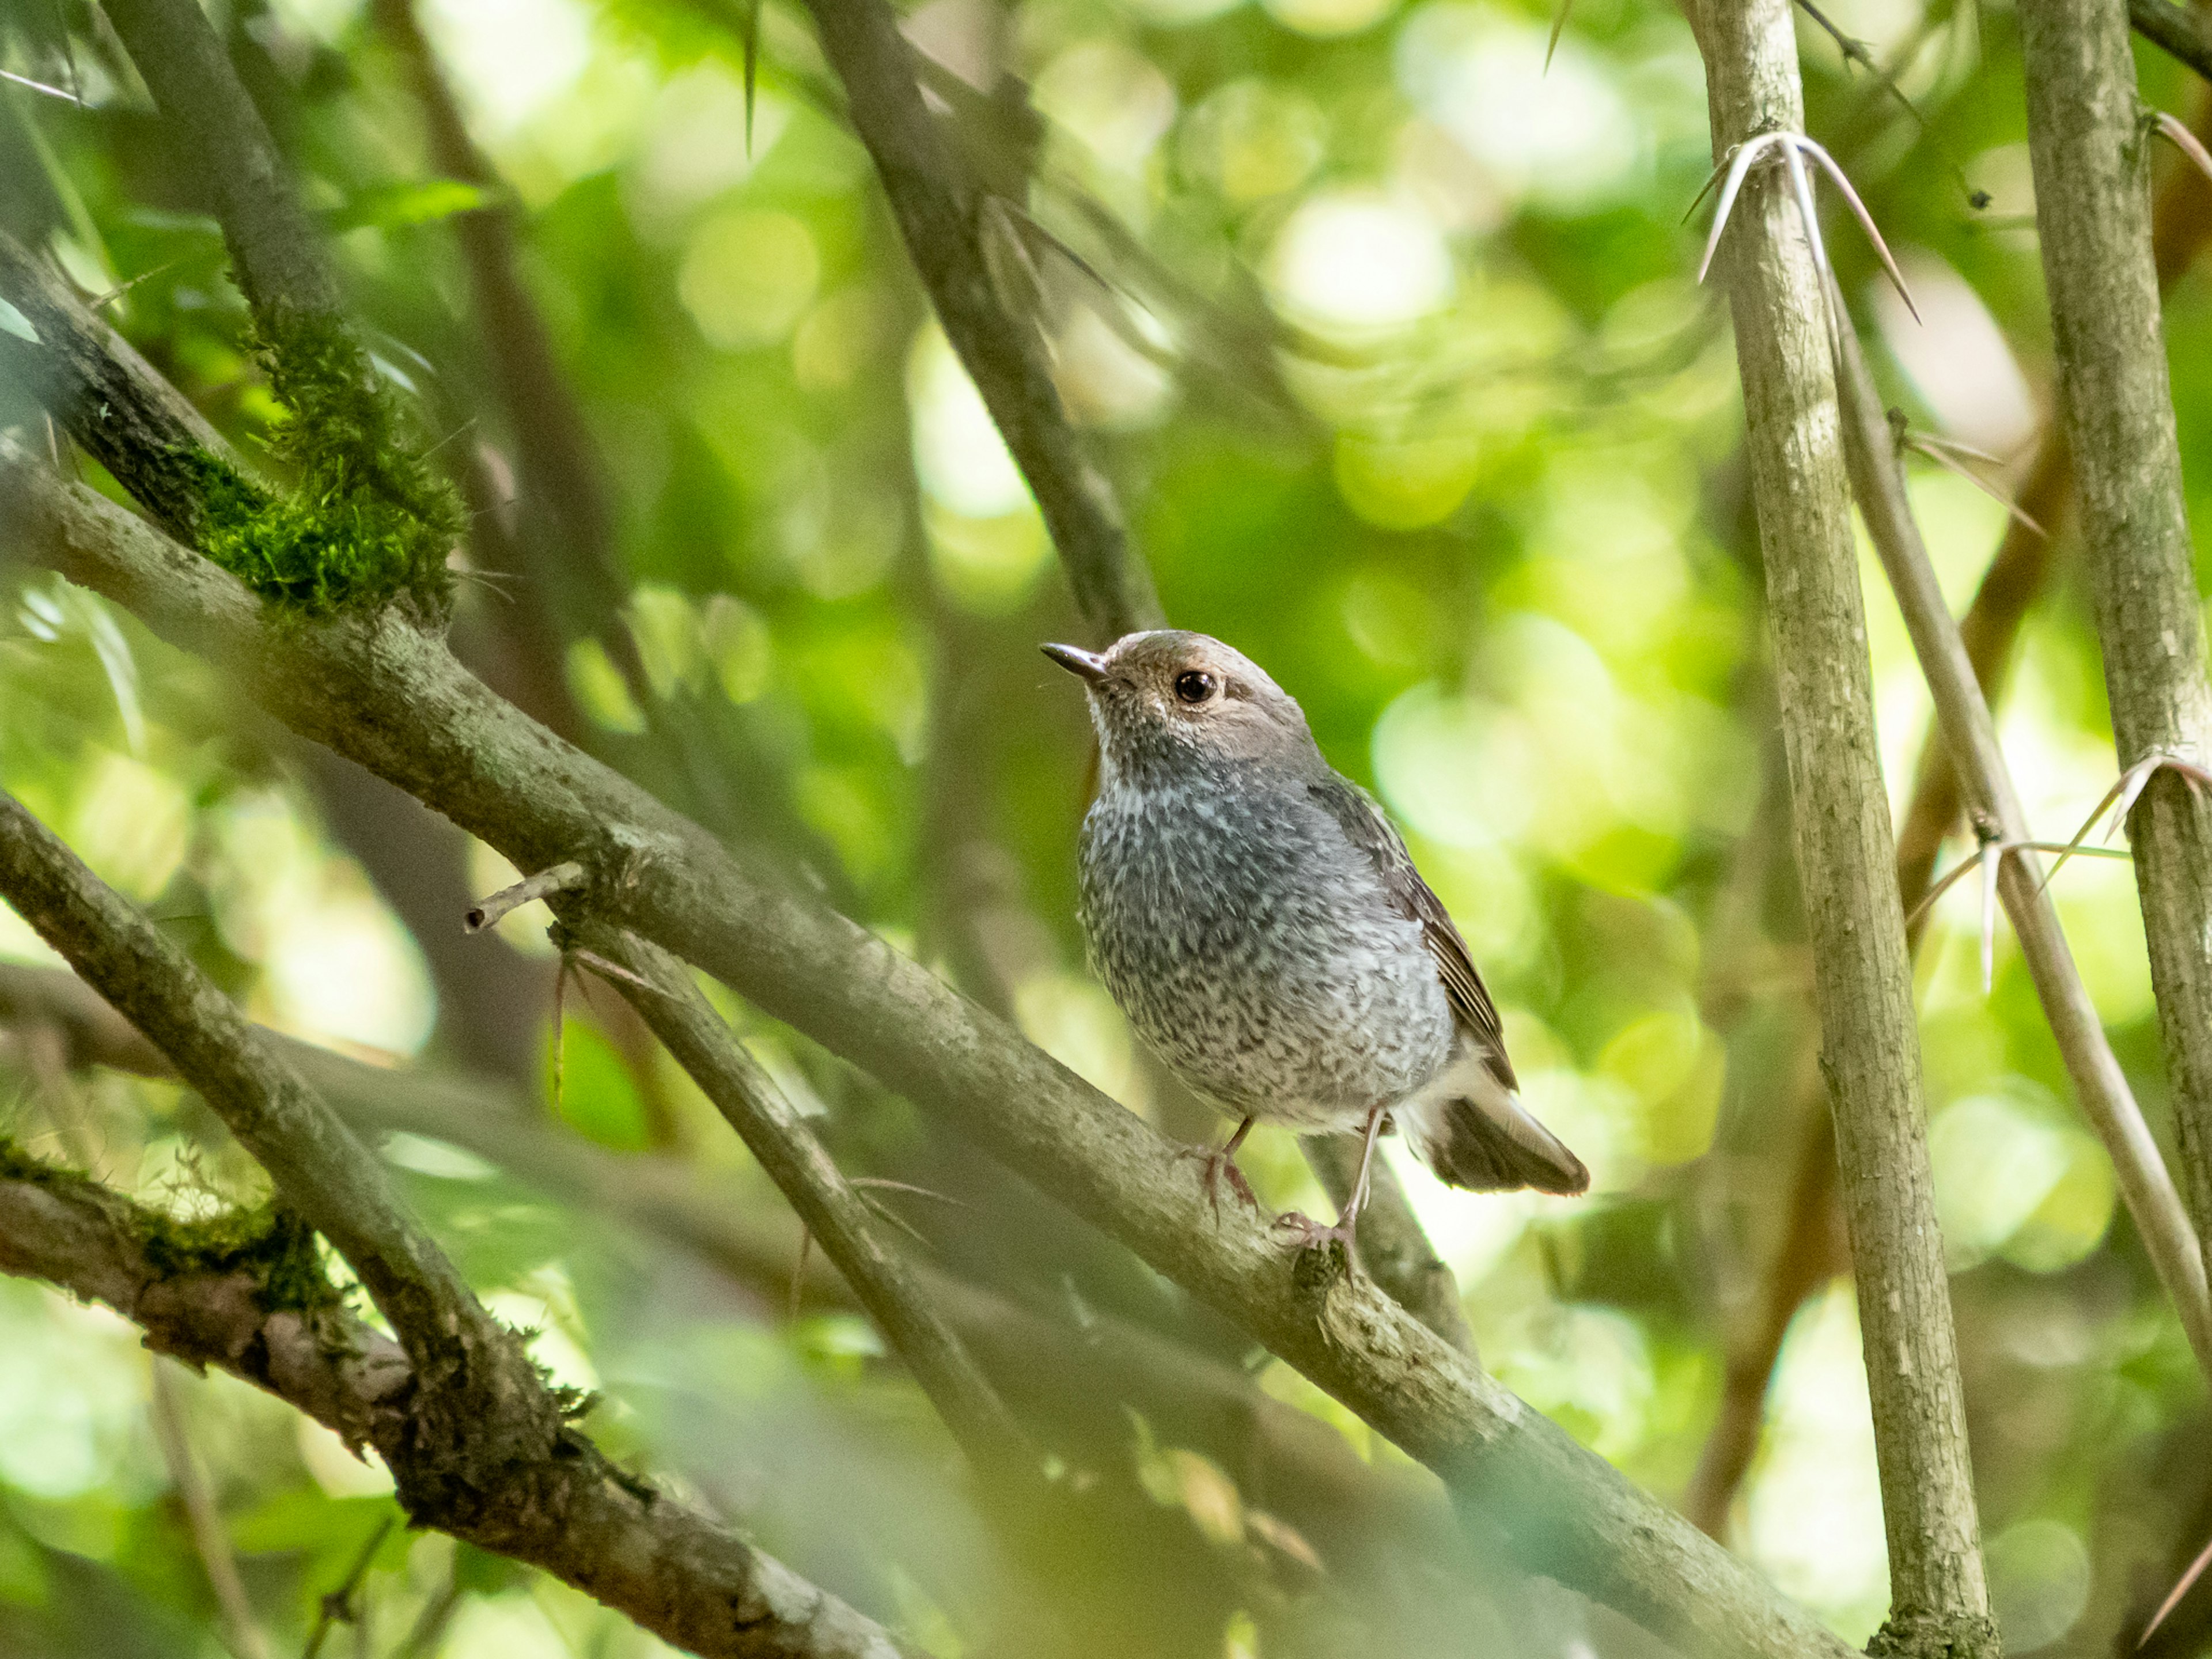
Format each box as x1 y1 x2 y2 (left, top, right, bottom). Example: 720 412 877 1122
0 957 1459 1595
0 786 497 1369
0 445 1851 1657
0 796 919 1658
1696 3 1994 1653
2018 0 2212 1274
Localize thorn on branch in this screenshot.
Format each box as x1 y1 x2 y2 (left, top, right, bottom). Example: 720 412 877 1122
1897 423 2048 537
2154 109 2212 189
2040 752 2212 893
463 860 587 933
2140 1527 2212 1647
1694 130 1921 324
1905 834 2133 991
0 66 84 104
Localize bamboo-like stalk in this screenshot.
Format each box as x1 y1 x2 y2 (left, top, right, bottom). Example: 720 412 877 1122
2017 0 2212 1263
1694 3 1995 1652
1831 297 2212 1377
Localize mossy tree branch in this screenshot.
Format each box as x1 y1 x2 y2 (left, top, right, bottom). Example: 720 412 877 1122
0 793 918 1658
1694 2 1995 1653
0 429 1853 1658
2018 0 2212 1278
0 1152 922 1659
96 0 458 613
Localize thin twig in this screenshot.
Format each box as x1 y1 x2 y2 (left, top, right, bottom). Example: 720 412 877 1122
301 1516 392 1659
150 1361 272 1659
569 927 1031 1484
464 860 586 934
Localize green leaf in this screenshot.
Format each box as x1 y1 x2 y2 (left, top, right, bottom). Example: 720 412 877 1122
327 180 491 233
0 298 37 345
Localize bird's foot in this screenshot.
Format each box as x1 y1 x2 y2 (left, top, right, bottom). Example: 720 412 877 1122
1177 1142 1260 1218
1273 1209 1360 1267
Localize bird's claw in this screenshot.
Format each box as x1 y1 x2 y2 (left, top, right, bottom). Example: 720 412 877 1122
1177 1143 1259 1218
1273 1209 1358 1260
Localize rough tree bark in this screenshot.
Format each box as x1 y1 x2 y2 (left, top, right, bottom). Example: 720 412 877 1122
2017 0 2212 1268
1694 2 1995 1653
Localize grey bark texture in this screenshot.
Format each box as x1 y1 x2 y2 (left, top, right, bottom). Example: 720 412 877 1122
2017 0 2212 1272
0 447 1855 1658
1694 3 1995 1653
1832 304 2212 1379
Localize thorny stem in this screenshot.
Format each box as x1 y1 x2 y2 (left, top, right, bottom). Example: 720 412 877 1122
1696 1 1995 1651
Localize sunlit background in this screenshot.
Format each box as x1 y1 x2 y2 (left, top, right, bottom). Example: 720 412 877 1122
3 0 2212 1652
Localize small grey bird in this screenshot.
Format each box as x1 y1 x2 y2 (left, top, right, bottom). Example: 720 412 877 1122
1044 630 1588 1250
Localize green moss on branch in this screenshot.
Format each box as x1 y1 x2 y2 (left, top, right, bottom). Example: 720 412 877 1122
0 1136 339 1316
179 308 461 615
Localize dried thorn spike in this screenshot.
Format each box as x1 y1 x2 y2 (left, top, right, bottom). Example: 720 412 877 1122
2142 1529 2212 1647
1904 435 2047 538
0 67 82 104
1800 137 1919 322
850 1177 968 1208
790 1225 812 1321
570 946 664 996
1696 132 1789 285
1978 838 2002 994
2156 110 2212 191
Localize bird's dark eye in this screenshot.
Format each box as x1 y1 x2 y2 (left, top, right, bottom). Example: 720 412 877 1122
1175 671 1217 704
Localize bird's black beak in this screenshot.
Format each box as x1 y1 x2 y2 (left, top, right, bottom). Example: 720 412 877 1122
1041 643 1109 684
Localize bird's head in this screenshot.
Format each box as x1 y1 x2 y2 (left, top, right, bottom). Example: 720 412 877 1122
1041 630 1315 785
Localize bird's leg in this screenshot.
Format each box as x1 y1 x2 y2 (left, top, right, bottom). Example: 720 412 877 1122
1275 1103 1388 1261
1177 1115 1259 1217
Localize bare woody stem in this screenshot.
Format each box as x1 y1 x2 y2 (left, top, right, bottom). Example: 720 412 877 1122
1695 3 1994 1653
1687 85 2212 1540
1831 297 2212 1378
465 861 587 934
563 922 1031 1479
0 439 1854 1658
796 0 1161 641
2017 0 2212 1274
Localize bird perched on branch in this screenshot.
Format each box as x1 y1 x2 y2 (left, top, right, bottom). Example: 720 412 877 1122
1044 630 1589 1255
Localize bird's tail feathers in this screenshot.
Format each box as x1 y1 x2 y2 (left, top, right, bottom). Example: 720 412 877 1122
1400 1046 1589 1196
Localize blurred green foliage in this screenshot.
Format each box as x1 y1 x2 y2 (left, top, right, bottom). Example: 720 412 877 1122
3 0 2212 1653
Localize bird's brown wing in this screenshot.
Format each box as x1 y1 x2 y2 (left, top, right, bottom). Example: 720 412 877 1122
1307 775 1518 1093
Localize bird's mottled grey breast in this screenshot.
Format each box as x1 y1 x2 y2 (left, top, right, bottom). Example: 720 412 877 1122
1062 631 1456 1130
